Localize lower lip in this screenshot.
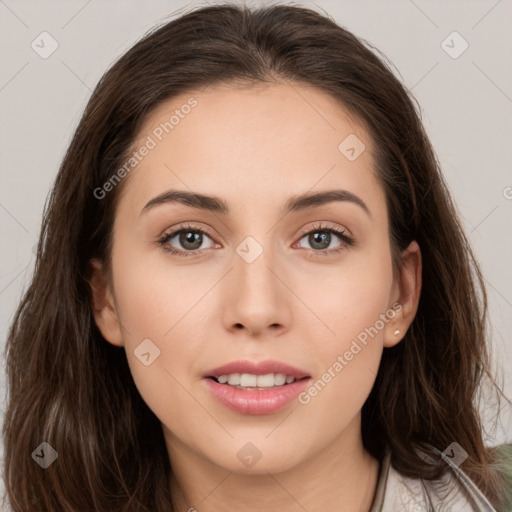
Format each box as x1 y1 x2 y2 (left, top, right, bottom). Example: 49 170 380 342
203 377 311 415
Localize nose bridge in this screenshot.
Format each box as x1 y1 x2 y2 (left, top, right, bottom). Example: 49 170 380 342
230 200 279 275
234 232 278 295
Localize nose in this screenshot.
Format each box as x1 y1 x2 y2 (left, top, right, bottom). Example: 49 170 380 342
222 241 292 337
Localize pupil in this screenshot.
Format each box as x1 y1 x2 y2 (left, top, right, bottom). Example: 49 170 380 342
310 232 330 250
181 231 202 250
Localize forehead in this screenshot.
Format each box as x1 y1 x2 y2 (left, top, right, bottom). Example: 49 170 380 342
117 81 386 221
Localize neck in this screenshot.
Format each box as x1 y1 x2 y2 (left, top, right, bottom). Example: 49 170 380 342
165 415 380 512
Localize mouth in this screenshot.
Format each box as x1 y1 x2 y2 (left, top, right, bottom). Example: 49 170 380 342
202 360 312 415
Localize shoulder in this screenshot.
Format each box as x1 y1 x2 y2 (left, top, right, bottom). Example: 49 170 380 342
374 447 502 512
490 443 512 510
490 443 512 476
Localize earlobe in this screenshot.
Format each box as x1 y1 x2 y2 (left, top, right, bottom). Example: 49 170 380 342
86 258 124 347
383 240 422 348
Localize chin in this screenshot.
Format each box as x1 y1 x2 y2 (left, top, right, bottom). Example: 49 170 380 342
204 438 308 475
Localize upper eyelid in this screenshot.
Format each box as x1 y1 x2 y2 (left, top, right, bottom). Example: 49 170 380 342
159 223 217 242
296 222 350 238
160 222 350 239
159 222 352 248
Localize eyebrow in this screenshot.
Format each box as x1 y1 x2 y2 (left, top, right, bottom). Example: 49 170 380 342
140 188 370 218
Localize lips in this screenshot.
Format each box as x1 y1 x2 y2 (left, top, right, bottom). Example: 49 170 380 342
202 359 311 415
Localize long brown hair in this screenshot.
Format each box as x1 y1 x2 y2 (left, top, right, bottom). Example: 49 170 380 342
2 3 505 510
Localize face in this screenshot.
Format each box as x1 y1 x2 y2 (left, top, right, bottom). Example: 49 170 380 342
89 81 421 476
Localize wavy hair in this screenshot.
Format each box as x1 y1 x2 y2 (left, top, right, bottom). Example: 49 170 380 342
2 3 505 510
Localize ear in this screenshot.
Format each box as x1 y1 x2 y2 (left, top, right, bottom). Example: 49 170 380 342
383 240 422 348
86 258 124 347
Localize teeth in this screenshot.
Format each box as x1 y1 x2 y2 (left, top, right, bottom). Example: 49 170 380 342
240 374 257 387
215 373 296 388
227 374 240 385
257 374 276 387
274 373 286 386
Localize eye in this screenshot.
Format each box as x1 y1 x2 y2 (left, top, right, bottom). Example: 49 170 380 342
157 221 355 258
295 222 355 255
157 223 217 257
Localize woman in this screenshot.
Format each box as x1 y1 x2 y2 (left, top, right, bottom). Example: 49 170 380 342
2 3 511 511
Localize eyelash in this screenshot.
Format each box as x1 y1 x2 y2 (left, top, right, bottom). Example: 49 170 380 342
157 222 355 258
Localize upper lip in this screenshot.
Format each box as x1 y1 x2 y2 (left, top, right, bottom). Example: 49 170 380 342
205 360 310 379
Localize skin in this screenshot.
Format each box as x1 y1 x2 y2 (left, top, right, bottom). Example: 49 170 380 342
88 81 422 512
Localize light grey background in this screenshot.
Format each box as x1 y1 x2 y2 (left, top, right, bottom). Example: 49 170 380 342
1 0 511 505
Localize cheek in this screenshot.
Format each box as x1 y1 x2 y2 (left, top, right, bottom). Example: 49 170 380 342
111 236 215 341
108 244 216 416
298 233 393 346
294 241 393 420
